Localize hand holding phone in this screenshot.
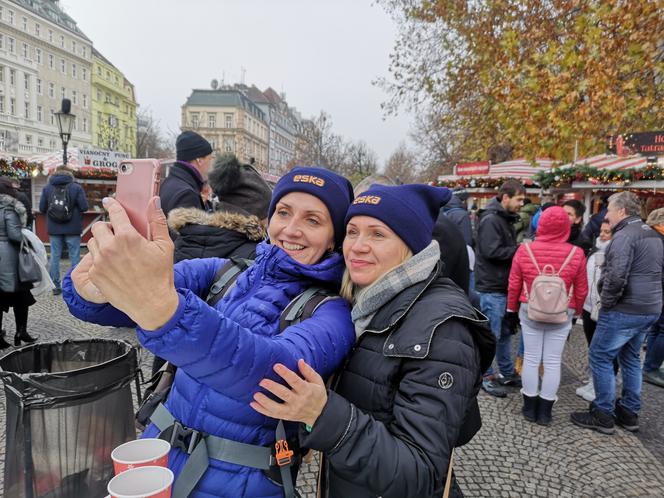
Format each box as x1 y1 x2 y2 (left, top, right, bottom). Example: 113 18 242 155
114 159 161 238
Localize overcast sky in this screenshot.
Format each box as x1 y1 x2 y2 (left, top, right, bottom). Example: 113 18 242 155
59 0 412 164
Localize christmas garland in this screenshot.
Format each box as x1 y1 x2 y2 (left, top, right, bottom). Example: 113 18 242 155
0 159 43 178
433 177 539 189
534 164 664 189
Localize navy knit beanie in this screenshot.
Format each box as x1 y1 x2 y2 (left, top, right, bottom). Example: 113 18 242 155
176 131 213 162
268 167 354 249
345 184 452 253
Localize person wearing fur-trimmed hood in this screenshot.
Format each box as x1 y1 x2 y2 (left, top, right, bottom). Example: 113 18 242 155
168 154 272 262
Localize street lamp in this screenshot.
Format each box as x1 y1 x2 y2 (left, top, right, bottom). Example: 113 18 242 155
55 98 75 167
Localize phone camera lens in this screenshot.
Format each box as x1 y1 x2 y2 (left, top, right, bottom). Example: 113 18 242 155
120 164 127 173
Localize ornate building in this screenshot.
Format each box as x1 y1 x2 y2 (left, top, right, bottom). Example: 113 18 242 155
91 48 137 156
0 0 92 157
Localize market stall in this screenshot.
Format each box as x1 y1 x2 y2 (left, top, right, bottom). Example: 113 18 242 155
435 158 555 207
28 148 130 244
534 154 664 221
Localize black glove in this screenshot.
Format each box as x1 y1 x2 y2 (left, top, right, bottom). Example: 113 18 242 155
503 311 520 334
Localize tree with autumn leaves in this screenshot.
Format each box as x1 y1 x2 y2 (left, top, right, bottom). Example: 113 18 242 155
378 0 664 163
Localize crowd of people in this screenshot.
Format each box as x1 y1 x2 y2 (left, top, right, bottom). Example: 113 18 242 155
0 129 662 497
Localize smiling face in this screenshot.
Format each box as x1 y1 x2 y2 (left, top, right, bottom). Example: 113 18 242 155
268 192 335 265
343 216 411 288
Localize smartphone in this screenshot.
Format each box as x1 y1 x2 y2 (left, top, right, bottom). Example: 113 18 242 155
115 159 161 238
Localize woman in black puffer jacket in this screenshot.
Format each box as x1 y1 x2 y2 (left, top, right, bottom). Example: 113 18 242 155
167 154 272 263
252 183 496 498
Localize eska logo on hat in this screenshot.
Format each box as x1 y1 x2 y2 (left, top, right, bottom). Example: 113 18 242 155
293 175 325 187
353 195 382 205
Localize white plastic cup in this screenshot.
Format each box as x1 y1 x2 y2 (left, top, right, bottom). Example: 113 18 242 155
107 466 174 498
111 438 170 475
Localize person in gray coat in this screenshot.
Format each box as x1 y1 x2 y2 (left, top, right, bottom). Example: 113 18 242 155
0 177 37 346
571 191 663 435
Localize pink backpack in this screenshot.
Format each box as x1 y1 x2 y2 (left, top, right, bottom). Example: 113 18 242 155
523 243 577 324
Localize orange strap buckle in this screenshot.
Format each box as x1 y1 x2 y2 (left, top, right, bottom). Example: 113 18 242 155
275 439 294 466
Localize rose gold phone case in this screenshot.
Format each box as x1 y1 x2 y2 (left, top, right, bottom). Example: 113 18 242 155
115 159 161 238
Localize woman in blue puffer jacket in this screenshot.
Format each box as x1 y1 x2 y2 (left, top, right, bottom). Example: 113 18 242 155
62 167 356 498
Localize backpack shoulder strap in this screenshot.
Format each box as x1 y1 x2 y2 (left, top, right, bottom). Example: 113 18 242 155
557 246 578 276
279 287 336 332
205 257 252 307
523 242 542 274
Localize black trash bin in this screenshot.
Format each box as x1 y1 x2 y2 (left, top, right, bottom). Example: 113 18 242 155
0 339 141 498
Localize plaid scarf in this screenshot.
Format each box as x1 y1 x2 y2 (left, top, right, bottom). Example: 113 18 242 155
351 240 440 339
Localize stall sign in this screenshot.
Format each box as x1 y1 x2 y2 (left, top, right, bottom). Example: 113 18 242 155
615 132 664 156
78 148 131 169
455 162 490 176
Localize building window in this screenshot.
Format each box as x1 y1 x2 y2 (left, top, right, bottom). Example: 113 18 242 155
25 134 32 145
97 66 102 76
82 68 87 81
72 90 77 105
48 82 54 98
106 70 110 80
225 114 233 128
0 34 3 50
10 98 16 116
223 137 234 152
37 78 42 94
96 89 101 101
191 113 199 128
208 114 216 128
48 29 53 43
0 66 3 83
48 54 54 69
8 10 14 25
72 63 77 78
49 139 55 149
24 102 29 119
82 94 87 108
72 40 76 53
82 46 87 58
22 16 27 31
36 48 42 64
60 58 65 73
97 111 102 124
24 74 29 91
37 105 42 122
38 137 43 147
60 35 65 48
35 23 40 36
73 117 78 131
9 69 15 86
0 96 4 114
22 43 29 58
8 37 15 54
61 87 66 100
82 117 87 132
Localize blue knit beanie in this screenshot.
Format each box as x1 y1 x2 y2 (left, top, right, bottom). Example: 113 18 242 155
345 184 452 253
268 167 354 249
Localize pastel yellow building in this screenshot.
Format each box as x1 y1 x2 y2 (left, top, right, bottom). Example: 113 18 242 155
91 48 137 156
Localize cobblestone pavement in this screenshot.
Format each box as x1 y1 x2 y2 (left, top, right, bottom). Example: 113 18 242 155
1 278 663 497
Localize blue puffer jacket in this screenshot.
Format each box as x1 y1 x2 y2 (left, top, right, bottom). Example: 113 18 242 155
62 242 355 498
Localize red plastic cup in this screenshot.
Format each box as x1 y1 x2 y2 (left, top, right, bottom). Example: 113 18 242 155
111 438 170 475
107 466 174 498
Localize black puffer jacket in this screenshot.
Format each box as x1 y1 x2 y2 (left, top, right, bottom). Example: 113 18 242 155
302 268 495 498
475 197 519 293
600 216 663 315
160 163 205 216
167 207 265 263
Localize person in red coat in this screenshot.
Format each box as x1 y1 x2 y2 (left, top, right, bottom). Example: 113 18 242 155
506 206 588 425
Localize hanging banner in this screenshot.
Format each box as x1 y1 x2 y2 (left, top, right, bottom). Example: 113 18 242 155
612 131 664 156
455 162 490 176
78 148 131 169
